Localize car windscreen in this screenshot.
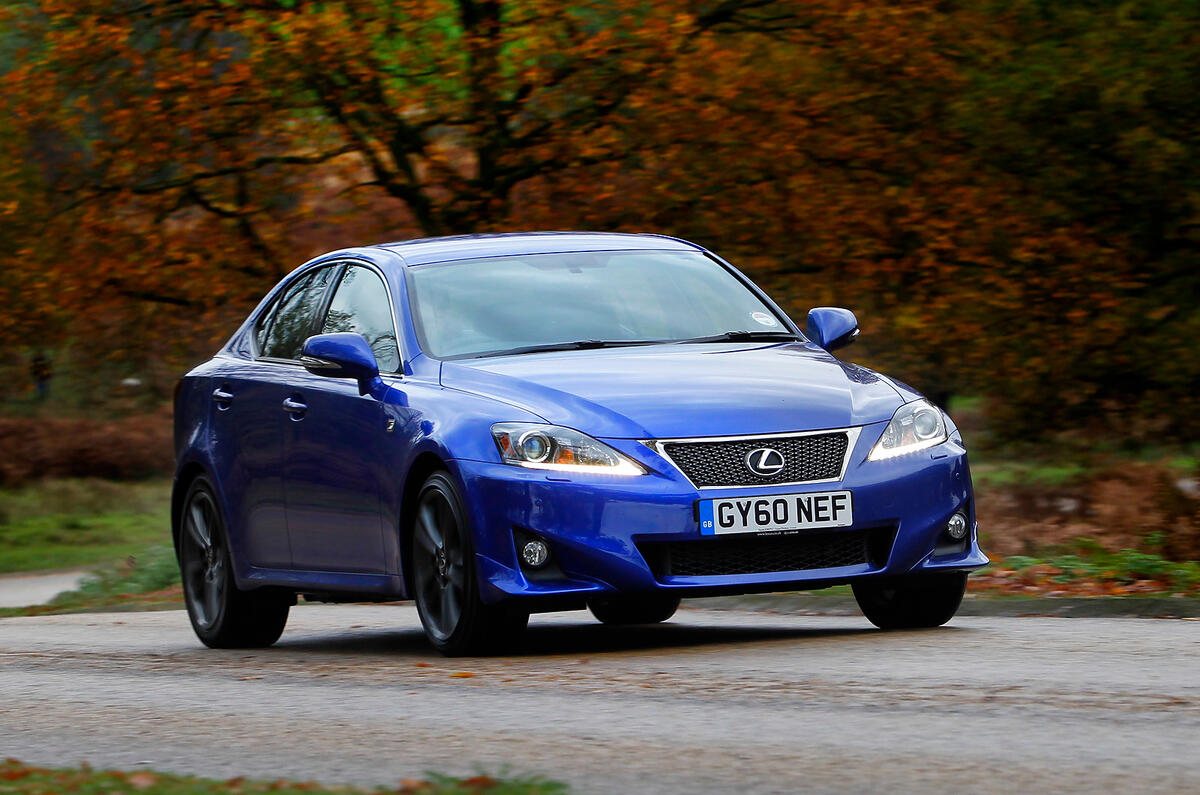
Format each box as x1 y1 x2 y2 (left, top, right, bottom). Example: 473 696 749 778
407 250 789 359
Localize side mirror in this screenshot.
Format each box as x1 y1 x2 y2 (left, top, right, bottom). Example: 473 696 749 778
806 307 859 352
301 333 381 395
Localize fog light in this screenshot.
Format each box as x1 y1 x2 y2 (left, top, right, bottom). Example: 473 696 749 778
946 512 969 540
521 539 549 568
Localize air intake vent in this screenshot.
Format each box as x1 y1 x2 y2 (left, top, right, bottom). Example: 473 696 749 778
639 528 894 579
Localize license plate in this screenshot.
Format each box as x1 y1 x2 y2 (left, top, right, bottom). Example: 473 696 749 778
698 491 853 536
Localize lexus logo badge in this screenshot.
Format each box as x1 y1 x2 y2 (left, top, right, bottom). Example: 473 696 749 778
745 447 786 477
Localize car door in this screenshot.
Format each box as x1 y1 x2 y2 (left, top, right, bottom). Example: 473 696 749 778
209 266 336 568
281 263 401 574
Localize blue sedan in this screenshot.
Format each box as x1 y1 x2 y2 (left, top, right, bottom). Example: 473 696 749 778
172 232 987 654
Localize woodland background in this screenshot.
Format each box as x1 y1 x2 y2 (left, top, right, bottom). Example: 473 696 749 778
0 1 1199 596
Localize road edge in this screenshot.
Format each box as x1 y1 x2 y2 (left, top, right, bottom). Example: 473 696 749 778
684 593 1200 618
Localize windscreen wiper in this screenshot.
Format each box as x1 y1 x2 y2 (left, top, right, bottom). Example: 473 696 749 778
674 330 800 344
479 339 668 358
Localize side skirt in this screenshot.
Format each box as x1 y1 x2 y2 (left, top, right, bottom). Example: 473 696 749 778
236 566 406 599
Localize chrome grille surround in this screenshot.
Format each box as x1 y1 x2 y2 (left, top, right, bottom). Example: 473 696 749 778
643 427 862 490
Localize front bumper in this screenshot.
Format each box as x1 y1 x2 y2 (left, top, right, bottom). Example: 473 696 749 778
451 425 987 606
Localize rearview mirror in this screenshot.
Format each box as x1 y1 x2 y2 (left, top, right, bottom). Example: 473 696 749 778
301 333 381 395
806 307 859 352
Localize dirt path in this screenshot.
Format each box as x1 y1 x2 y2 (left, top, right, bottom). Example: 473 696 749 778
0 570 86 608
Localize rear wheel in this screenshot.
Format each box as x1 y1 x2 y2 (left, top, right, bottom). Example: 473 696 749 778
852 572 968 630
588 594 681 625
179 478 290 648
411 472 528 656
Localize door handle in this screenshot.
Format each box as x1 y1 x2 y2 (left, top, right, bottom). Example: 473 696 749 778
212 387 234 408
282 397 308 416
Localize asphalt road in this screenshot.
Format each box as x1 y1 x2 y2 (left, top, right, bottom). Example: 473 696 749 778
2 605 1198 794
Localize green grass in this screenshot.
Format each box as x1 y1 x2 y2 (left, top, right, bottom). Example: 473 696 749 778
0 543 183 617
965 440 1199 487
979 538 1200 597
945 392 1198 482
0 479 171 573
999 547 1200 590
0 760 566 794
969 459 1091 488
946 395 984 414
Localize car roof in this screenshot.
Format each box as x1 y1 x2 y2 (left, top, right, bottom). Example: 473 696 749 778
372 231 701 266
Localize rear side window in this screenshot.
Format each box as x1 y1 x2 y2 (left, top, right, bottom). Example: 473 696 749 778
320 265 400 372
259 267 336 360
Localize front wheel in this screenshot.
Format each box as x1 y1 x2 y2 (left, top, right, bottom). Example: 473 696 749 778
588 594 681 625
179 477 291 648
852 572 968 630
410 472 528 656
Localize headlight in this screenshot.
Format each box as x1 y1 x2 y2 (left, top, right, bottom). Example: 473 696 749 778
491 423 646 475
868 399 948 461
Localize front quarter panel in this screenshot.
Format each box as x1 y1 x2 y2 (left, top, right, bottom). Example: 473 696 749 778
373 371 549 590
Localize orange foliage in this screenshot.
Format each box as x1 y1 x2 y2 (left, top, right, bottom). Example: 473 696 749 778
0 408 172 485
0 1 1195 440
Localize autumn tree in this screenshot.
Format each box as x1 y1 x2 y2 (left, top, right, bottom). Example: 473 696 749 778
1 0 1197 442
2 1 808 351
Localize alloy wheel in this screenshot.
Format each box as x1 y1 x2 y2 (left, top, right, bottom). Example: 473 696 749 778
413 487 467 642
181 489 226 631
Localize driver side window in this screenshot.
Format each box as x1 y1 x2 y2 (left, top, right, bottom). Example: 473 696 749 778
320 265 401 372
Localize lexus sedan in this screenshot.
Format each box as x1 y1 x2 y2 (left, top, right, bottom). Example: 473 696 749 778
173 232 986 655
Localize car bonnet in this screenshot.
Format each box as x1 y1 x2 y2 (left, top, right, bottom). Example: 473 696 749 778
439 342 906 439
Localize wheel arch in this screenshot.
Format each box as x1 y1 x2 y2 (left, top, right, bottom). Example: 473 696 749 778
171 461 211 560
398 451 455 598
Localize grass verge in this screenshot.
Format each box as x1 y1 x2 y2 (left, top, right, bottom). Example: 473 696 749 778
0 544 182 618
1 475 1196 618
969 547 1200 597
3 542 1197 620
0 759 566 794
0 478 171 573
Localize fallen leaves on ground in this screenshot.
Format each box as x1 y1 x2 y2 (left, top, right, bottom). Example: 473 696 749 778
969 556 1199 598
0 759 566 794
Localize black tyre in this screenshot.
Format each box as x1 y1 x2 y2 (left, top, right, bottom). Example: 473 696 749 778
410 472 529 656
852 572 968 630
588 594 681 625
179 477 291 648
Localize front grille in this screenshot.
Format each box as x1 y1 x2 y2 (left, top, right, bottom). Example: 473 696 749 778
660 432 849 487
639 528 893 579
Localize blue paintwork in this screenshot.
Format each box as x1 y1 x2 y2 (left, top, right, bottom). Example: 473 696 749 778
302 332 381 394
172 232 985 605
380 231 697 265
806 307 860 352
440 343 900 439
